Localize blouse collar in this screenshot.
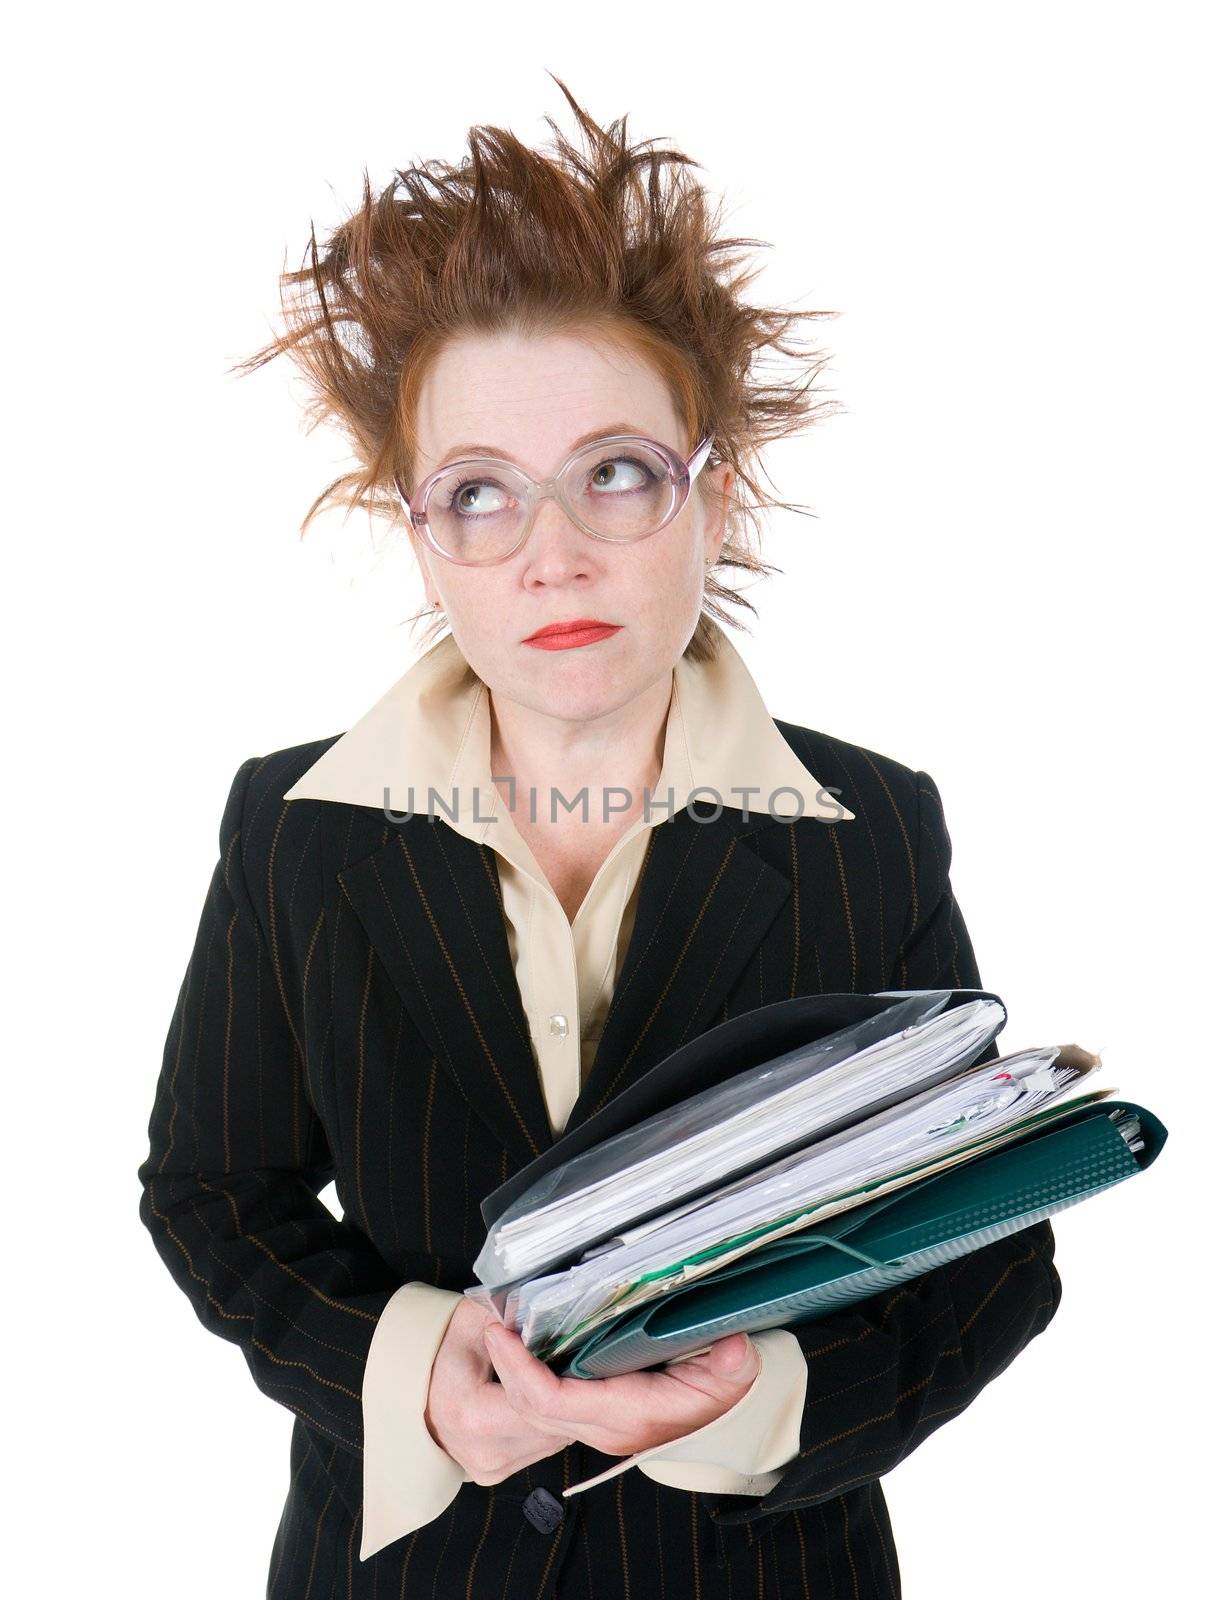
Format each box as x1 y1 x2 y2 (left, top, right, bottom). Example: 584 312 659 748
282 617 852 826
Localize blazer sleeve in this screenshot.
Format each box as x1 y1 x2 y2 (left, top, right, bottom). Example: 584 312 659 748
136 757 438 1466
701 769 1064 1529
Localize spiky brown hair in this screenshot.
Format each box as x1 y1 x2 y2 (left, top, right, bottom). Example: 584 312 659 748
232 75 840 660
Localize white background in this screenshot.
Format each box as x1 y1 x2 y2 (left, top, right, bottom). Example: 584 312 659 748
9 2 1213 1594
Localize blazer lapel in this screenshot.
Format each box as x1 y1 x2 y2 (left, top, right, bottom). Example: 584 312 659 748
336 817 555 1176
566 803 794 1134
336 801 796 1182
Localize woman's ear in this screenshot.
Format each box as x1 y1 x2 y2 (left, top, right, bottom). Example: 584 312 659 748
406 528 442 610
702 461 733 566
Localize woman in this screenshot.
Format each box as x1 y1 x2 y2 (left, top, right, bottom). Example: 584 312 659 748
137 79 1062 1600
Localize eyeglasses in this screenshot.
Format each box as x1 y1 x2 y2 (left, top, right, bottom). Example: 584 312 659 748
394 432 716 567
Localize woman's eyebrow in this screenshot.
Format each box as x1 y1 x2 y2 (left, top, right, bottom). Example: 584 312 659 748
434 421 644 470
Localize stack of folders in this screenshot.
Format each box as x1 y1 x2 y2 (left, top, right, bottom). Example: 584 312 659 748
463 990 1168 1379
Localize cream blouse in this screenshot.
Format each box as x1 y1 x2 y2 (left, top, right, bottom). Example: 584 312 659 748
284 618 852 1562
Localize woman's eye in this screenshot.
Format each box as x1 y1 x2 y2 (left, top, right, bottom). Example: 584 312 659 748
449 480 508 516
588 456 651 494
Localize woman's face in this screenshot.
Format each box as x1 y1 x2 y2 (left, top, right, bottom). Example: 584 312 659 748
408 327 731 727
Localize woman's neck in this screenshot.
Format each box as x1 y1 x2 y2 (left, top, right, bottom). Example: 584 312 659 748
488 672 672 825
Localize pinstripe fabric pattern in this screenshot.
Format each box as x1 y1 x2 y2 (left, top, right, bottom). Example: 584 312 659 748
137 722 1061 1598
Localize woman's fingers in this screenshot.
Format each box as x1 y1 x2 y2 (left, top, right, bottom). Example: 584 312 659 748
662 1331 759 1393
482 1322 585 1438
481 1322 761 1455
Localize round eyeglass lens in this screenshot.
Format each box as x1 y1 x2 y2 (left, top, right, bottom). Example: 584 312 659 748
423 439 679 562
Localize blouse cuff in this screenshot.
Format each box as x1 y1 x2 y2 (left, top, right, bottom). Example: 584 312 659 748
360 1281 470 1561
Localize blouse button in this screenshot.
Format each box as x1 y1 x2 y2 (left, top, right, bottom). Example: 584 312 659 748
548 1013 569 1038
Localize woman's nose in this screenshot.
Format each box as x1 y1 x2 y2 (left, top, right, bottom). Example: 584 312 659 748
520 494 596 571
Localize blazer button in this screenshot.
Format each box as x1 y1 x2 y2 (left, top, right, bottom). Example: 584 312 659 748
523 1486 565 1534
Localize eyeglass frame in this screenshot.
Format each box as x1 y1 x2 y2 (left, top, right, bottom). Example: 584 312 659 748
393 431 717 567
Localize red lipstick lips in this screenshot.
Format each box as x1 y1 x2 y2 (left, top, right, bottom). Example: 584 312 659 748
523 619 622 651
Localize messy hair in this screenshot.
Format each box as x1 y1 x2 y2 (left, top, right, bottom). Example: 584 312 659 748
232 75 840 661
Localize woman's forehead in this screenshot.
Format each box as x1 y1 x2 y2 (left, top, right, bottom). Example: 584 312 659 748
413 330 682 470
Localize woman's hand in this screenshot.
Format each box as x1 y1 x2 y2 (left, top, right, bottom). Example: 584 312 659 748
425 1298 579 1485
481 1317 760 1458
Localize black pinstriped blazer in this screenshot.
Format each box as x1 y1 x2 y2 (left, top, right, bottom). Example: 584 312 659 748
136 720 1062 1599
